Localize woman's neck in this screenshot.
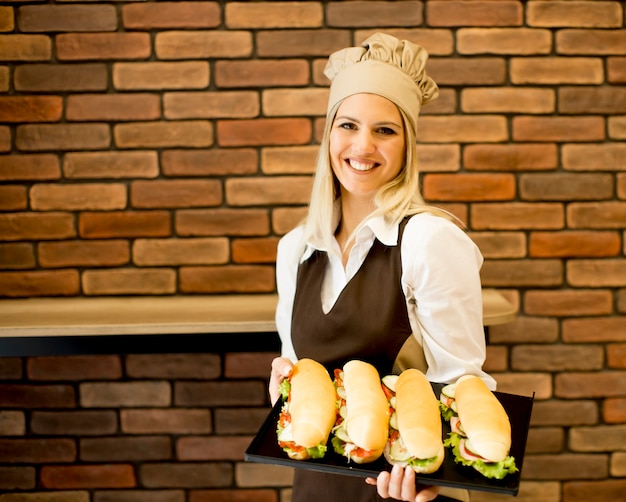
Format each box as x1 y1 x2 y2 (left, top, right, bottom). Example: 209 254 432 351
335 193 375 262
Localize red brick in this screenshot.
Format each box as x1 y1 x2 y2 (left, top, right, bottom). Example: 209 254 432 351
568 259 626 288
18 5 117 32
563 317 626 343
121 409 212 434
31 410 117 435
226 176 313 206
529 231 621 258
226 2 322 29
0 96 62 122
217 118 311 147
175 381 267 407
82 268 177 296
560 86 626 114
56 33 151 61
603 398 626 424
256 29 350 58
0 34 51 61
427 58 506 86
161 149 257 177
423 173 515 201
27 355 122 381
457 27 551 55
231 237 279 264
568 202 626 229
14 63 108 91
155 31 252 59
126 354 221 379
0 384 75 408
115 121 213 148
0 466 35 491
415 144 460 173
0 243 35 269
67 94 160 122
608 57 626 83
272 207 308 235
31 183 126 211
215 60 309 88
557 29 626 55
525 290 613 317
427 1 522 27
140 462 232 489
190 489 277 502
122 2 221 29
520 173 613 201
513 116 605 142
64 151 159 179
0 212 76 241
16 123 110 151
41 464 136 489
225 352 277 379
132 238 229 266
0 185 27 210
481 259 563 288
164 91 259 119
0 153 61 180
214 408 271 435
177 435 252 461
511 58 603 85
0 270 80 297
523 453 608 480
79 211 171 239
0 126 9 152
489 316 559 344
327 1 423 27
563 480 626 502
531 400 598 427
113 62 209 90
512 345 603 372
418 116 508 143
0 438 76 463
130 179 222 209
261 146 318 175
608 343 626 369
556 371 626 399
80 381 171 408
81 436 172 462
179 265 275 294
175 209 270 237
0 359 22 380
471 202 564 230
528 1 623 28
462 87 554 114
563 143 626 171
263 88 328 117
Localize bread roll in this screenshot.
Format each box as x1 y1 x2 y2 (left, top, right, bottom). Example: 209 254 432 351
454 375 511 462
343 360 389 454
395 369 444 472
289 358 337 448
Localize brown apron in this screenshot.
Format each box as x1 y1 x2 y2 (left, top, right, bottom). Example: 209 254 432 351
290 221 412 502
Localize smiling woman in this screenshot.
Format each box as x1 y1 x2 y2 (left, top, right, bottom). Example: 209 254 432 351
268 33 490 502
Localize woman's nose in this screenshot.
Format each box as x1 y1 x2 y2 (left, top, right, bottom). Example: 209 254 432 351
353 130 376 153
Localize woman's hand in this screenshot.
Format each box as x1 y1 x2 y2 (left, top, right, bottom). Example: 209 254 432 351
269 357 294 405
365 464 440 501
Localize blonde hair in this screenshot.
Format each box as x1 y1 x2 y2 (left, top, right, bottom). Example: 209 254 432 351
300 101 457 253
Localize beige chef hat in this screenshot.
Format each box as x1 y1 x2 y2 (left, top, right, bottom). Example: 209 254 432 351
324 33 439 135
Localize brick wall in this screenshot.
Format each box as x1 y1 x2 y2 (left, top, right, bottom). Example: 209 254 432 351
0 1 625 501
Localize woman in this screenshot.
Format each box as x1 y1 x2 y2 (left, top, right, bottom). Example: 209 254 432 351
269 33 495 502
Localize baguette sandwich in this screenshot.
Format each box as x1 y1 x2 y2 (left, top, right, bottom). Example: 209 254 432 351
440 375 518 479
382 369 444 474
276 358 337 460
332 360 389 464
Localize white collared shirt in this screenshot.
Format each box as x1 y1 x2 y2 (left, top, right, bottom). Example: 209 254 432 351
275 211 497 390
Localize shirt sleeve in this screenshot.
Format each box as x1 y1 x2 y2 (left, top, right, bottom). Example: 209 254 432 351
274 226 304 364
401 213 497 390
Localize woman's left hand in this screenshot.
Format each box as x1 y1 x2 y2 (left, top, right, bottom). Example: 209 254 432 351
365 464 440 501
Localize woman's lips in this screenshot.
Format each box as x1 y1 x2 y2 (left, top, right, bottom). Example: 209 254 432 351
347 159 378 171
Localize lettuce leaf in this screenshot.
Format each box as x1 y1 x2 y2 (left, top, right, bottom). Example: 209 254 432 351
438 401 456 421
279 379 291 400
444 432 518 479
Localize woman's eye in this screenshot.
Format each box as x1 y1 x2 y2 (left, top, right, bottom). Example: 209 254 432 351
338 122 356 130
378 127 397 135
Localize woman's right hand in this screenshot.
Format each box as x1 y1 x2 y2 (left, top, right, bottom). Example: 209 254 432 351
269 357 294 405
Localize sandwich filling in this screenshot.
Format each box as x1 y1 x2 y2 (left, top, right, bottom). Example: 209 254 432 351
276 379 327 459
439 383 518 479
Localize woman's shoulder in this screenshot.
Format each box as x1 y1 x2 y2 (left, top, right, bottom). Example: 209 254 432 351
405 211 465 236
277 224 306 261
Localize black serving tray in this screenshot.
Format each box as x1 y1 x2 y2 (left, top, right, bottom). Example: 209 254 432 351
245 382 534 497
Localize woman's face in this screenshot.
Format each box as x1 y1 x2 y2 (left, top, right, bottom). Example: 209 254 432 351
329 93 406 200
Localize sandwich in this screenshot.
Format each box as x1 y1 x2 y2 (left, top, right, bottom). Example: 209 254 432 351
276 358 337 460
331 360 389 464
440 375 518 479
382 369 444 474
